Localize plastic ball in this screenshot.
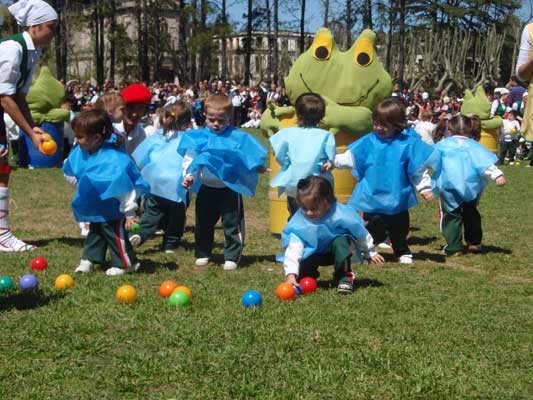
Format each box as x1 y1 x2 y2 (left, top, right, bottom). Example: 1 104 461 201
276 282 296 301
42 139 57 156
299 277 318 294
159 280 178 298
55 274 74 291
41 133 52 141
116 285 137 303
174 285 192 301
31 256 48 271
0 275 14 292
129 222 141 235
19 274 38 291
168 290 190 307
241 290 262 308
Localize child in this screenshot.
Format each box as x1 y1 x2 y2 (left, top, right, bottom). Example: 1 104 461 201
324 97 436 264
62 109 147 276
130 101 192 253
270 93 335 216
0 0 58 251
179 94 268 270
282 176 384 294
414 109 435 144
432 114 505 255
94 93 125 124
498 110 520 165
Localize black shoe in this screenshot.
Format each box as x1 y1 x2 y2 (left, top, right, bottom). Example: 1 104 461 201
336 272 355 294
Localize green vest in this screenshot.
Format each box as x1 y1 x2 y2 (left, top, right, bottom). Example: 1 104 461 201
0 33 29 93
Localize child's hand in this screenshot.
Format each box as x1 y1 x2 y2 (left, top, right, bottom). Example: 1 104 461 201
182 175 194 188
0 143 8 158
321 161 333 172
421 191 434 202
496 176 506 186
286 274 298 286
369 253 385 266
257 166 271 174
125 217 139 231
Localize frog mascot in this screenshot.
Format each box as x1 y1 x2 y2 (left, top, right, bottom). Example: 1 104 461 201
460 85 502 152
261 28 393 233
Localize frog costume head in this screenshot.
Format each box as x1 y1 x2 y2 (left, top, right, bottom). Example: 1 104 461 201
261 28 392 137
26 66 70 125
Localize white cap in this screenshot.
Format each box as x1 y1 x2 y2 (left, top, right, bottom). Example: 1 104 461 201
524 91 529 98
8 0 58 27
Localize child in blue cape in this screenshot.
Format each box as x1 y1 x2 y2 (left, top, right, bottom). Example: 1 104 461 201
63 109 147 276
282 176 384 294
432 114 505 255
269 93 335 216
130 101 192 253
179 94 268 270
324 97 436 265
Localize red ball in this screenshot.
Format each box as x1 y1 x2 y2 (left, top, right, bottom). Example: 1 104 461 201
299 277 317 294
31 257 48 271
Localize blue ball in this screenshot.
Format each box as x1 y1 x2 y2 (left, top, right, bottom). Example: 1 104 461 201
19 274 38 291
241 290 262 308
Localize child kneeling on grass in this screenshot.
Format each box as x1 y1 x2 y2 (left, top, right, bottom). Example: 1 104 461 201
282 176 384 294
63 109 148 276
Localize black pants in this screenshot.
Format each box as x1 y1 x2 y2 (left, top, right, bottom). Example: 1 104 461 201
498 141 516 164
83 220 137 268
364 211 410 258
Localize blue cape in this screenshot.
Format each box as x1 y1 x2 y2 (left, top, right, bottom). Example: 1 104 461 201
432 136 497 210
63 144 148 222
348 128 437 214
132 130 188 203
177 126 267 196
281 202 369 260
269 126 336 194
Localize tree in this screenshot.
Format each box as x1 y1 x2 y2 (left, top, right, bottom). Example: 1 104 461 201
299 0 306 54
273 0 279 83
244 0 252 85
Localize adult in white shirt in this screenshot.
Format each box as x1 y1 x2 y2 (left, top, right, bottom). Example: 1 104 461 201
516 23 533 140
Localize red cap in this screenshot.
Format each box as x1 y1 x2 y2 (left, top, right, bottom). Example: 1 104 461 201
121 83 152 105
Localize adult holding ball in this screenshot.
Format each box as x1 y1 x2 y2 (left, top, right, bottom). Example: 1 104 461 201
0 0 58 252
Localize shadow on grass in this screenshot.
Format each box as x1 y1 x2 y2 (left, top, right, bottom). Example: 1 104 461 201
408 236 438 246
0 290 65 312
139 259 179 274
413 250 446 263
316 278 384 290
31 236 85 248
480 245 512 255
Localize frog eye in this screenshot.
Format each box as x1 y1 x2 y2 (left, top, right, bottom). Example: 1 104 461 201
353 37 374 67
311 32 333 61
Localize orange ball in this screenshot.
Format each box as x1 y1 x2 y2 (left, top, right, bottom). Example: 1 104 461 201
276 282 296 301
159 280 178 298
116 284 137 303
42 139 57 156
174 285 192 301
41 133 52 141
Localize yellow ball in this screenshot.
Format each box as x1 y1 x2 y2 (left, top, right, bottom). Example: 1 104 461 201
174 286 192 301
55 274 74 291
116 284 137 304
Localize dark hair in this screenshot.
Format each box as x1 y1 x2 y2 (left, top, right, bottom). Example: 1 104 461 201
448 114 481 141
71 108 114 140
372 96 407 131
296 175 336 207
295 93 326 127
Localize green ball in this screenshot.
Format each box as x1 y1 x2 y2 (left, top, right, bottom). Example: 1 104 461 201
0 276 14 292
168 290 191 307
129 222 141 235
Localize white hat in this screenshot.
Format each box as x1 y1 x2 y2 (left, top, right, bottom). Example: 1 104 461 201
523 91 529 98
9 0 58 27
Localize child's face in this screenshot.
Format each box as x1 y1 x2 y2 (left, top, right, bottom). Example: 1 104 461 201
373 120 398 139
124 103 147 127
205 107 230 133
76 132 103 154
110 105 125 123
299 195 332 222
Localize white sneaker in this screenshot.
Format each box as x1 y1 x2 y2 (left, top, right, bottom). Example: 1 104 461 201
377 242 392 250
75 259 94 273
223 260 238 270
0 229 35 252
398 254 413 264
106 267 125 276
155 229 164 235
509 162 515 165
79 223 89 238
129 234 141 248
195 257 209 266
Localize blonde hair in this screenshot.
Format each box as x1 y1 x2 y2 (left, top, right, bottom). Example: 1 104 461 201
94 93 125 115
204 94 232 114
162 101 192 132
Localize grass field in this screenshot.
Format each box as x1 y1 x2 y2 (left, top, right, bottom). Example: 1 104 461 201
1 144 533 399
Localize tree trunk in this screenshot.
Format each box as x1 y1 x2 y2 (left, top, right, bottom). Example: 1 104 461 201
141 0 150 82
323 0 329 28
221 0 228 81
199 0 209 80
398 0 406 82
299 0 306 54
109 0 116 84
385 3 393 73
245 0 252 85
266 0 272 81
136 0 143 81
189 0 198 82
273 0 279 83
53 0 68 82
363 0 372 29
94 0 105 85
176 0 188 82
346 0 352 49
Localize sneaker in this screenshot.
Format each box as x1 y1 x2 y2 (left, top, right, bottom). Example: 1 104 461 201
509 162 515 165
0 229 35 252
446 251 463 257
527 165 532 168
75 259 94 273
398 254 413 264
80 223 89 238
467 244 482 253
106 262 140 276
155 229 164 235
377 242 392 250
195 257 209 266
129 234 141 248
337 272 355 294
223 260 238 270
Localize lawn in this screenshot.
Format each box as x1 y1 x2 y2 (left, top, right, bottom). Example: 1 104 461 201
1 144 533 399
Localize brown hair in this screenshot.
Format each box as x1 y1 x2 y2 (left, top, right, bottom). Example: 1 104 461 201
295 93 326 127
372 96 407 131
420 110 433 122
204 94 232 114
94 93 125 115
296 175 336 207
162 101 192 132
71 109 114 140
448 114 481 141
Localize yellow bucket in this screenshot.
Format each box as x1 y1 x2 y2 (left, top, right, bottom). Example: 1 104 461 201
479 128 498 153
269 131 358 234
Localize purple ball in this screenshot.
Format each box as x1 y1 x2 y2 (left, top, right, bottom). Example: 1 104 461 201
19 274 38 291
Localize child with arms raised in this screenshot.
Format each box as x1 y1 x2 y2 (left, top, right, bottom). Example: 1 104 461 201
130 101 192 253
179 94 268 270
63 109 147 276
282 176 384 294
432 114 505 255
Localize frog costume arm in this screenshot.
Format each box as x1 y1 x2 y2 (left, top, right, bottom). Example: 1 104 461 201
460 86 503 131
26 67 70 125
